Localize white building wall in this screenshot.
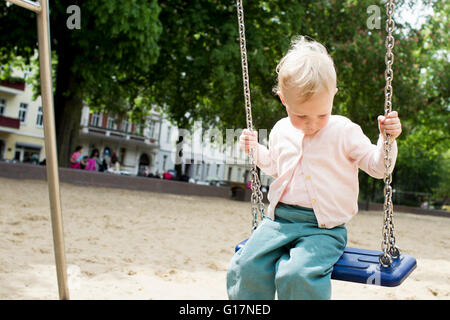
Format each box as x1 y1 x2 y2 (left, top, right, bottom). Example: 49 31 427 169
157 119 229 181
79 106 274 187
0 67 46 162
79 106 161 175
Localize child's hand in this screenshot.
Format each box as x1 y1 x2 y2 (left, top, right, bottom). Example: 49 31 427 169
240 129 258 154
378 111 402 140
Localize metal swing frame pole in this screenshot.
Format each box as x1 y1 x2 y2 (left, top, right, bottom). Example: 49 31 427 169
7 0 70 300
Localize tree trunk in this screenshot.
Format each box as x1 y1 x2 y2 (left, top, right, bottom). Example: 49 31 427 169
53 49 83 167
54 92 83 167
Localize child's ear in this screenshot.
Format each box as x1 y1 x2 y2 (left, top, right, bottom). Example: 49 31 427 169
335 87 338 95
278 92 286 106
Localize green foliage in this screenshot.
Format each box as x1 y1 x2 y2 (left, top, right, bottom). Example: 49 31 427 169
68 0 162 113
391 0 449 207
0 54 27 81
147 1 424 139
433 150 450 205
0 0 162 164
149 0 447 206
0 0 162 113
0 0 447 206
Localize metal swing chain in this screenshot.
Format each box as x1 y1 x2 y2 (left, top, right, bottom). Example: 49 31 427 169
236 1 400 258
379 0 400 268
236 0 266 232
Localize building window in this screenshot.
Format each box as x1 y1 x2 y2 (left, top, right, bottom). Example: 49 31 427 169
0 98 6 115
196 163 201 177
107 115 117 130
91 112 100 127
134 123 142 135
36 106 43 127
216 164 220 177
14 144 41 163
148 120 155 138
121 118 129 132
18 103 28 123
229 145 234 158
206 164 210 177
162 155 168 171
166 126 172 143
228 167 233 181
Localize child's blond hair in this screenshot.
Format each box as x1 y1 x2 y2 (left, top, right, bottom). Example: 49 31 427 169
275 36 336 104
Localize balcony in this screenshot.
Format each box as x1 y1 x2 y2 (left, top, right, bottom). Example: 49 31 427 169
80 124 159 147
0 115 20 129
0 79 26 95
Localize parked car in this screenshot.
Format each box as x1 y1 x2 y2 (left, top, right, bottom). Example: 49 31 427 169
195 180 210 186
208 179 230 187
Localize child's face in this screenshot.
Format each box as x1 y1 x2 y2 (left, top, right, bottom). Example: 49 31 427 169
280 87 338 136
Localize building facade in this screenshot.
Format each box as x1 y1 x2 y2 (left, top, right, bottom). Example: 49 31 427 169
224 139 274 188
0 68 273 187
156 119 227 182
78 105 161 175
0 70 45 163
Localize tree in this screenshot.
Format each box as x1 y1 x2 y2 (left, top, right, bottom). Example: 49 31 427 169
2 0 446 205
392 0 449 207
148 0 424 191
149 1 420 130
0 0 162 166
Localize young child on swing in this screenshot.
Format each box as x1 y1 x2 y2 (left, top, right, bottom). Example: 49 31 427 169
227 36 402 300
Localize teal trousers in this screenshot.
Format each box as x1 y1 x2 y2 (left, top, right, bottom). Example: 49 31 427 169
226 203 347 300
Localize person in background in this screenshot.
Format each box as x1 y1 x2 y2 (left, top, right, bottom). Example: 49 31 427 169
103 149 111 171
85 149 101 171
69 146 87 169
111 152 120 174
29 153 40 165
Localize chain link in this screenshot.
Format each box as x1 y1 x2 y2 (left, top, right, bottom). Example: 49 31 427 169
236 0 265 232
380 0 400 267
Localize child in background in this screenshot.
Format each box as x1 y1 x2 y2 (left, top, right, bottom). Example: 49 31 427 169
85 148 101 171
226 36 402 300
69 146 87 169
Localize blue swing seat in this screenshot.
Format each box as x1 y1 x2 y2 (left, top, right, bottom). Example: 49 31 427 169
235 239 416 287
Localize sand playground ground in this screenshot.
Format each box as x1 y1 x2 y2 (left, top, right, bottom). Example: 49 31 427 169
0 177 449 300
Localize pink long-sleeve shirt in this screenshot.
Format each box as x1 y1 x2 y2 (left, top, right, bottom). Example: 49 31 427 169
255 115 397 229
